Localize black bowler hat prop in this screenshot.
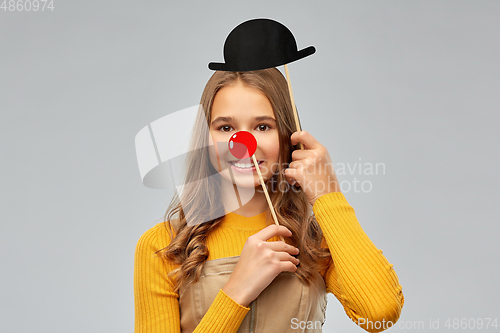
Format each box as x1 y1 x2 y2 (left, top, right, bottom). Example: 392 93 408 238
208 18 315 71
209 18 313 151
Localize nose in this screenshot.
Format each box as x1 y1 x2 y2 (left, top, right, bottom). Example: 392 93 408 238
228 131 257 159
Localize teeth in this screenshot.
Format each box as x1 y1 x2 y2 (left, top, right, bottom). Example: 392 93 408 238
230 161 262 168
234 163 254 168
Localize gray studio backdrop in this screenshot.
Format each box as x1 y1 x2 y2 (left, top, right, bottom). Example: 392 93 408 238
1 1 499 332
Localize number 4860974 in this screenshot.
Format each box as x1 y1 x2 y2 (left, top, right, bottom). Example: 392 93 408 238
1 0 55 11
444 318 498 330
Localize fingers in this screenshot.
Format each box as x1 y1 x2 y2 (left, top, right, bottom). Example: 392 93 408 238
248 225 300 272
265 241 300 268
290 149 311 161
275 251 300 265
252 225 292 241
280 261 299 272
290 131 323 150
266 240 300 255
291 149 323 167
284 167 302 186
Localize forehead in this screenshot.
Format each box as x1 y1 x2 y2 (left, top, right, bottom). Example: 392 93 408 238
211 83 274 119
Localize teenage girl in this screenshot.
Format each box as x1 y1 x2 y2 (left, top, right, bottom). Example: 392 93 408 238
134 68 404 333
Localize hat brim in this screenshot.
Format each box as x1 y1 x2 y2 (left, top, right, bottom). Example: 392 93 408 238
208 46 316 72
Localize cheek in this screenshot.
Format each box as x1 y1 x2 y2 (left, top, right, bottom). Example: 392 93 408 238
266 141 280 174
260 133 280 162
269 142 280 161
208 133 219 170
208 146 218 170
208 132 230 171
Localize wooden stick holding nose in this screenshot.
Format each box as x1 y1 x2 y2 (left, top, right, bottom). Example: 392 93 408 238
251 155 284 242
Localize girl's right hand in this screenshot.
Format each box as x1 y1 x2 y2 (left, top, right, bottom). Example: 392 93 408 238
221 225 300 307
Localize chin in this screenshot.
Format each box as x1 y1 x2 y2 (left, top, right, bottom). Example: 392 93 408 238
234 181 261 189
231 177 261 189
219 171 260 189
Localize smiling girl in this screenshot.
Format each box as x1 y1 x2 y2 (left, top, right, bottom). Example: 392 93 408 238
134 69 404 333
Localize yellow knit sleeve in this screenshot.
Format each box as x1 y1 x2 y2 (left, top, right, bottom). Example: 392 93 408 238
133 223 250 333
312 192 404 333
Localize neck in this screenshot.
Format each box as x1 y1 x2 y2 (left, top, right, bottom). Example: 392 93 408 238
220 179 268 217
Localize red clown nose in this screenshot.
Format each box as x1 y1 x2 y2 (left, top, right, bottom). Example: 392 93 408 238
228 131 257 159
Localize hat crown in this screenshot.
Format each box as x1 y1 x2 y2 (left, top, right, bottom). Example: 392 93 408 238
209 18 315 72
224 19 297 70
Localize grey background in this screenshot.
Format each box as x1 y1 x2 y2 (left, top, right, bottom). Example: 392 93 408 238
1 1 499 332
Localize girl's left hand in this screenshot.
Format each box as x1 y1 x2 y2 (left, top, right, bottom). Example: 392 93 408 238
284 131 341 205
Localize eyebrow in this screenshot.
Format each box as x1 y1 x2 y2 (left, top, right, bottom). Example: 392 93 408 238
211 116 276 125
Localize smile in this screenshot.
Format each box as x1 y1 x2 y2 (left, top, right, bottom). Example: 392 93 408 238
228 160 264 172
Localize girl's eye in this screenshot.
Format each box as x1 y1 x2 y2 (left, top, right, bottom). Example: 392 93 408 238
219 124 271 132
219 125 231 132
257 124 271 132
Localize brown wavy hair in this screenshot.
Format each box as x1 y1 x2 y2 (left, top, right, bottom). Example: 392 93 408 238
155 68 331 294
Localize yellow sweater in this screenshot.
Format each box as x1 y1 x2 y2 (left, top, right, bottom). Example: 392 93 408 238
134 192 404 332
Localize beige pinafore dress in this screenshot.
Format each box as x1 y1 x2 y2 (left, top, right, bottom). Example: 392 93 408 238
178 255 328 332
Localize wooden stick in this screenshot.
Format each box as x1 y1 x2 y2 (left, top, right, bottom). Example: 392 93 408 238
252 154 284 242
284 64 304 150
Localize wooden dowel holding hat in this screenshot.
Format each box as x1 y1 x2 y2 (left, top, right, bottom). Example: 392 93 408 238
284 64 304 150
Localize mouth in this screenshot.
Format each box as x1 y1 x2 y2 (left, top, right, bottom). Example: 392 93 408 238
227 159 264 172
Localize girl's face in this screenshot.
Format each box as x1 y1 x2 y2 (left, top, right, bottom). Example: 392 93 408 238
208 82 280 188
